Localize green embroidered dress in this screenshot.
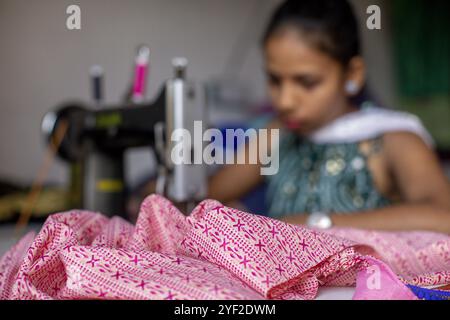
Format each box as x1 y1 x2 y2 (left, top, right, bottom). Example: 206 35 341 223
265 131 391 218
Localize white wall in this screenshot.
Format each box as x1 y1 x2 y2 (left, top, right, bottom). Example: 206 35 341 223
0 0 395 186
353 0 397 107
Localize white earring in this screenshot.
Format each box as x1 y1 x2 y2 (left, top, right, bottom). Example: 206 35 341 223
345 81 359 95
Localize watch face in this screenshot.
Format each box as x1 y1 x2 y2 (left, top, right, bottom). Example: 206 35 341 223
308 213 332 229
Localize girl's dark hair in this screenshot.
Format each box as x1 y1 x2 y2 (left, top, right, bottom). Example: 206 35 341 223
262 0 361 67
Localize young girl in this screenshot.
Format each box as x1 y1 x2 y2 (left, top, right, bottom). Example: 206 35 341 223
208 0 450 233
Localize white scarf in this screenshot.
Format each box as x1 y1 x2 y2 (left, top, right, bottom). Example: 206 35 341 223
308 106 434 147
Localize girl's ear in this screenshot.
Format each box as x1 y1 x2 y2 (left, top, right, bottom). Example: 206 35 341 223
344 56 366 96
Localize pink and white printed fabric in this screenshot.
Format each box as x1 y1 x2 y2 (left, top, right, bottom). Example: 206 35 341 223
0 194 448 300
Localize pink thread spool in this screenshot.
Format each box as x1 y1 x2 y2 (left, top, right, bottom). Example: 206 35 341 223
132 46 150 104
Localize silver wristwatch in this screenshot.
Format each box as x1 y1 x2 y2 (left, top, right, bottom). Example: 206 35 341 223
307 212 333 229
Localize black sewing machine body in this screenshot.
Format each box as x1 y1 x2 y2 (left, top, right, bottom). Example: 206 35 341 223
42 62 207 218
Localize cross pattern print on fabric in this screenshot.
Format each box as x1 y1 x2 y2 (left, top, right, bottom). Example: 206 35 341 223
0 194 448 300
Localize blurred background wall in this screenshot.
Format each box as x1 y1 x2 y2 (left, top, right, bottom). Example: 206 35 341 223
0 0 427 187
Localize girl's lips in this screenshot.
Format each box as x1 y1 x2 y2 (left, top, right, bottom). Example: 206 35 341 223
283 120 301 130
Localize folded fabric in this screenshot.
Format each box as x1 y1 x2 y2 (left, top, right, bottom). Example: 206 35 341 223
1 194 448 300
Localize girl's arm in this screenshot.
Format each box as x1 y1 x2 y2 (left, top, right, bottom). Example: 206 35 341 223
282 132 450 234
207 142 264 204
208 119 281 204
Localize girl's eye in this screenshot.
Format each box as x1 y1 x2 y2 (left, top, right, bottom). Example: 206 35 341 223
267 74 281 86
293 77 321 90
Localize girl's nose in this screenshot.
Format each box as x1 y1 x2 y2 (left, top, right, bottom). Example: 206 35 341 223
278 84 297 113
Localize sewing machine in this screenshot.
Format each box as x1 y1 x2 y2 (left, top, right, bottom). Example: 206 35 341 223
40 58 207 218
